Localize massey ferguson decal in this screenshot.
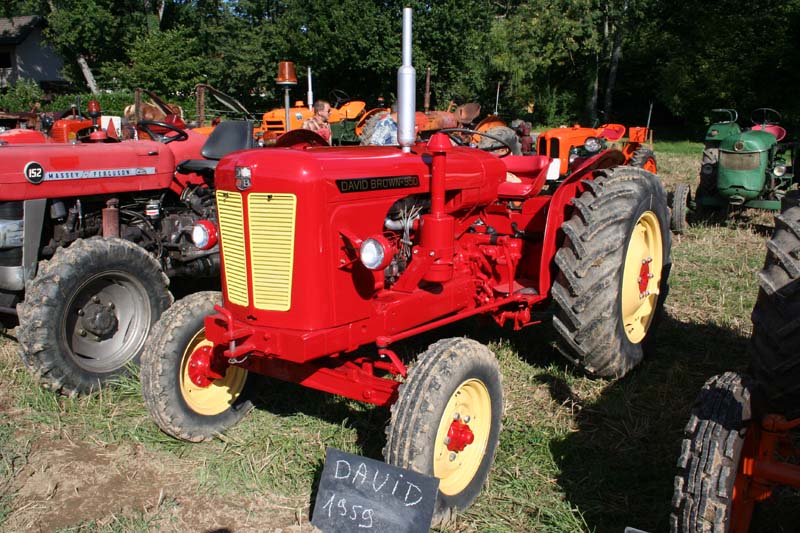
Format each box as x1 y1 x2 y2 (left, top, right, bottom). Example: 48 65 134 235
336 175 420 193
23 163 157 184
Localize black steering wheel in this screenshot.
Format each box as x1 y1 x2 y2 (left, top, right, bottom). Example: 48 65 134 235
750 108 781 126
137 120 189 144
438 128 513 158
328 89 352 108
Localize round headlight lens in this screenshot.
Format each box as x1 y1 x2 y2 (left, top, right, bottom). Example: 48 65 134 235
584 137 601 153
773 165 787 177
734 140 745 151
360 238 386 270
191 220 218 250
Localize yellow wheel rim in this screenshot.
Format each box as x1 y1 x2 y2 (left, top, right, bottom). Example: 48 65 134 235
621 211 664 344
179 329 247 416
433 379 492 496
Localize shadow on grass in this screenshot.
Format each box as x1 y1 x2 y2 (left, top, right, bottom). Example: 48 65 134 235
545 314 800 533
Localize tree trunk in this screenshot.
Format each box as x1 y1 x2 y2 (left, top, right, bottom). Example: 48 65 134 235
586 53 599 125
77 55 99 94
603 25 623 121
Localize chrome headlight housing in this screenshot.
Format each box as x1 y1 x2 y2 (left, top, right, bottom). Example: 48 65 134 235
583 136 602 153
360 236 394 271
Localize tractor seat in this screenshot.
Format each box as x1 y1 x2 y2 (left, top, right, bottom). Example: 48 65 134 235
177 120 255 177
497 155 550 199
751 124 786 141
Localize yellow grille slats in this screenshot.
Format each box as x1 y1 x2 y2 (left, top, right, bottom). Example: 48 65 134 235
215 191 249 306
247 193 296 311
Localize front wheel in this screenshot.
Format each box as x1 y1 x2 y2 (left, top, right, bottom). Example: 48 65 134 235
17 237 172 396
384 338 503 527
140 291 255 442
670 372 755 533
629 146 658 173
671 183 692 234
552 166 672 377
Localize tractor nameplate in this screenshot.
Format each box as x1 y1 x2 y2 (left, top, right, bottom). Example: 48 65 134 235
23 163 157 184
216 191 249 307
336 175 419 193
248 193 296 311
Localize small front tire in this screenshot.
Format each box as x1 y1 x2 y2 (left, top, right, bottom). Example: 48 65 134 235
671 183 691 234
384 338 503 526
140 291 255 442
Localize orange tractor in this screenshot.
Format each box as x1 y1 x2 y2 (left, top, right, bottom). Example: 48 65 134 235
671 191 800 532
536 122 657 180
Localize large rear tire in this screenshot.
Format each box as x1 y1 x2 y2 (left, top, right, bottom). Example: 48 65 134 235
384 338 503 527
141 291 255 442
670 372 754 533
552 166 672 377
749 191 800 417
17 237 172 396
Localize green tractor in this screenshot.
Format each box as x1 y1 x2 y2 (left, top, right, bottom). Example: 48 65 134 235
671 108 797 233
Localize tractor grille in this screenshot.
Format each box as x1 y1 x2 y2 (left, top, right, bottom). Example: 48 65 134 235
216 191 249 306
247 193 297 311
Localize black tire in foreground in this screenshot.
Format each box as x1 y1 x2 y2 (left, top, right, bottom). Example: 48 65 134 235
671 182 692 234
17 237 172 396
141 291 256 442
749 191 800 418
670 372 753 533
552 166 672 378
384 338 503 527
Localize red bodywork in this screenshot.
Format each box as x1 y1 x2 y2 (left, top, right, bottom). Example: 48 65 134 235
729 414 800 532
192 134 625 407
0 131 208 198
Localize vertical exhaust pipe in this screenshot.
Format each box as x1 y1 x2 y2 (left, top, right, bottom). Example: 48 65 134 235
397 7 416 152
307 67 314 109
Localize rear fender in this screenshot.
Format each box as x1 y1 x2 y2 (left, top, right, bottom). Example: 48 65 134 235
537 149 626 296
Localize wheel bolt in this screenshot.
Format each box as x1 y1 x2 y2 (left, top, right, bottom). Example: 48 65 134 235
648 273 654 279
453 413 460 421
78 329 86 336
77 309 84 316
443 437 451 445
92 296 100 304
463 415 471 423
449 452 457 462
637 277 642 283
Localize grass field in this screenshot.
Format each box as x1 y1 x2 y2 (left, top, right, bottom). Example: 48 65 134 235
1 142 798 532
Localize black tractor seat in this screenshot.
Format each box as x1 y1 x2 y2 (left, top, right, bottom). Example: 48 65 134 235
177 120 254 178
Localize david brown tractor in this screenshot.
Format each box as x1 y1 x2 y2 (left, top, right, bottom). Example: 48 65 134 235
671 108 797 233
671 191 800 532
0 101 256 396
141 8 672 525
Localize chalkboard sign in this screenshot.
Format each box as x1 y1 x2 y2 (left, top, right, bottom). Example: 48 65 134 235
311 447 440 533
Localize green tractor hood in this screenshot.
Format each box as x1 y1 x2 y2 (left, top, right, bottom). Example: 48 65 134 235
716 129 776 202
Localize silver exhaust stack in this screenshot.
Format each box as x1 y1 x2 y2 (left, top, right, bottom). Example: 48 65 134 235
397 7 416 152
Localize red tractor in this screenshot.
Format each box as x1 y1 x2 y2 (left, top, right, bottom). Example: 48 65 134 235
141 9 671 525
670 191 800 532
0 100 257 396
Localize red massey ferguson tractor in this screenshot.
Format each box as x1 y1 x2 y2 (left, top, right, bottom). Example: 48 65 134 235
0 102 257 396
140 9 672 525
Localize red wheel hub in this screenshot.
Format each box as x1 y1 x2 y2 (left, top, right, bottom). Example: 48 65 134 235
638 258 651 295
187 345 225 387
446 419 475 452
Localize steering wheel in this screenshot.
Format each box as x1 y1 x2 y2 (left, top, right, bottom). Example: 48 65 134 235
751 108 781 126
137 120 189 144
438 128 513 158
328 89 352 108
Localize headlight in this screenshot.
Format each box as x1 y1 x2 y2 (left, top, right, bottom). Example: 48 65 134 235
235 166 252 191
360 236 393 271
734 140 745 151
701 163 715 175
583 137 601 153
568 153 578 164
773 165 787 177
191 220 219 250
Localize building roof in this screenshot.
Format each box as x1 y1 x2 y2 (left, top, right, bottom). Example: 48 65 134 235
0 16 41 46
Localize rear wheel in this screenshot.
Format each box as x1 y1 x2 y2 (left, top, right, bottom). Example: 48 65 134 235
384 338 503 526
630 146 658 173
17 237 172 396
749 191 800 418
671 183 692 234
670 372 755 533
552 166 672 377
140 291 255 442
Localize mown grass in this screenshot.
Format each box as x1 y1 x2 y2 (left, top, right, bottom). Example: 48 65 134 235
1 142 798 532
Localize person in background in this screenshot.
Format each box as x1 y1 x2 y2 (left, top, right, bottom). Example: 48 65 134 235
302 99 332 144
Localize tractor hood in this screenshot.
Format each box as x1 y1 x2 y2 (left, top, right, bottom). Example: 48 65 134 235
719 129 776 153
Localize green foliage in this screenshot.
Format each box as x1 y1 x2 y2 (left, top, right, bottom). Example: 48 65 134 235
0 79 44 111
